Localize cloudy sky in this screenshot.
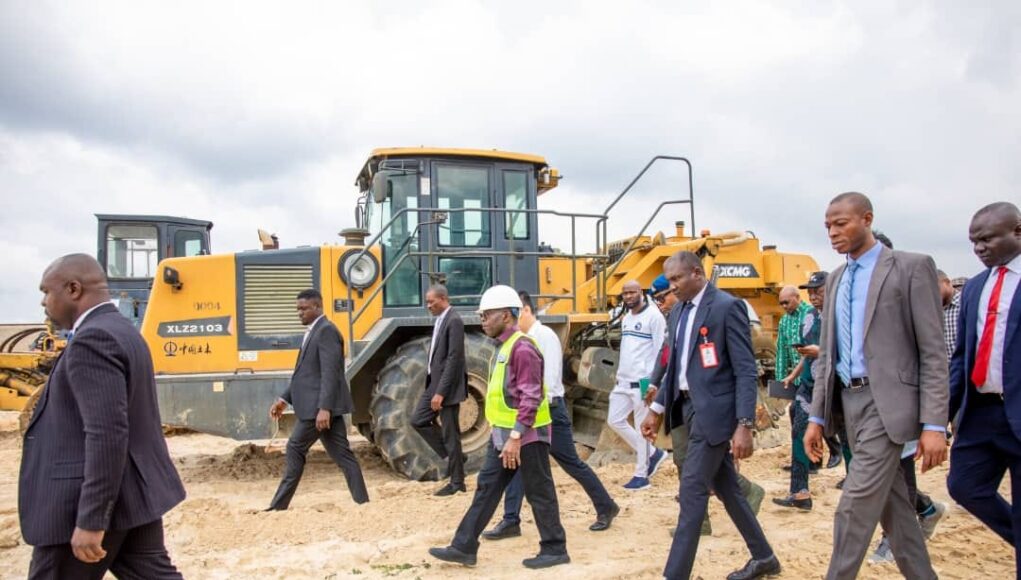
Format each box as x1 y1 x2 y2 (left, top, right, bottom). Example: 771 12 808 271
1 1 1018 322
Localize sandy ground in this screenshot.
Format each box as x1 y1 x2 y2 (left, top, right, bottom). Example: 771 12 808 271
0 411 1013 579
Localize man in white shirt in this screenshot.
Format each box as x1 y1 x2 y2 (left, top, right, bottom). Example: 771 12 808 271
608 280 668 490
482 291 620 540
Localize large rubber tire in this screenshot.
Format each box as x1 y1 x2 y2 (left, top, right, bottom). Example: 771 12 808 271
370 332 497 481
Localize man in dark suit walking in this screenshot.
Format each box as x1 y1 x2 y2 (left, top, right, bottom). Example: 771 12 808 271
21 254 186 579
268 289 369 509
804 192 948 580
947 201 1021 577
412 284 467 496
641 251 779 580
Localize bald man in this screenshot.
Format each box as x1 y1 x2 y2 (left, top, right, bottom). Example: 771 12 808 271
608 280 667 490
947 202 1021 577
20 254 186 579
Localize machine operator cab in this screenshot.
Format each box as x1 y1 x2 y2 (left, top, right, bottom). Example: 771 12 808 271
96 214 213 326
354 148 561 313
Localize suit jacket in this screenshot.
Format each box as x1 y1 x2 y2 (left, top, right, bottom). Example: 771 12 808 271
19 303 186 546
810 246 949 443
652 284 759 446
427 309 467 406
282 317 353 420
949 267 1021 440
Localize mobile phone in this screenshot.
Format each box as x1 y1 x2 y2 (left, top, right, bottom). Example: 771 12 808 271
792 343 806 348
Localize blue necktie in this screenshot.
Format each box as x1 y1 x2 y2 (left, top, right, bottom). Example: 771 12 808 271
674 302 693 387
836 262 859 384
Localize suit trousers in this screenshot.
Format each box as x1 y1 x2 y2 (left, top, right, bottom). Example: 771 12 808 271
28 518 180 580
452 441 567 557
947 401 1021 579
670 422 760 507
665 403 772 580
269 416 369 508
501 400 615 524
827 385 934 580
411 388 464 486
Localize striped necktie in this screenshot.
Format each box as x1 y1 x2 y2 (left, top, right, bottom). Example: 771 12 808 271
836 262 860 384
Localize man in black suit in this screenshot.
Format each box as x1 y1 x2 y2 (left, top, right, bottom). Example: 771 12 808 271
21 253 186 579
412 284 468 496
268 289 369 508
642 251 779 580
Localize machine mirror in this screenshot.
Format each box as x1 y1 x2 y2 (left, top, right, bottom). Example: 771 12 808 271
163 266 182 290
371 172 390 203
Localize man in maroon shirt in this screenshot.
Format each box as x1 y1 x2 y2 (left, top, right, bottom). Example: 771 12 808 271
429 285 569 569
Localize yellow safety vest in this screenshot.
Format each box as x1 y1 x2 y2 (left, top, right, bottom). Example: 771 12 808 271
485 331 552 429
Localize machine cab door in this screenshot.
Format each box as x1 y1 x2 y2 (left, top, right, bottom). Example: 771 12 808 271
494 162 539 293
428 160 540 305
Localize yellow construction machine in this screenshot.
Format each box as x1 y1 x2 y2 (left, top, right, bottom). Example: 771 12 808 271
131 148 817 480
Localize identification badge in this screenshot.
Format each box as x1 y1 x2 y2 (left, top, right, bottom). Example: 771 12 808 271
697 326 718 368
699 342 719 368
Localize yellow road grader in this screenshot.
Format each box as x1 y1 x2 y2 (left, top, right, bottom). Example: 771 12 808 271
5 149 817 480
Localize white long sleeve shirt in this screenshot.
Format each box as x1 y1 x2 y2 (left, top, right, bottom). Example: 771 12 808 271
615 300 666 387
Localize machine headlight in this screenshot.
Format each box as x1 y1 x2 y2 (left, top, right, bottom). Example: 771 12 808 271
339 250 379 289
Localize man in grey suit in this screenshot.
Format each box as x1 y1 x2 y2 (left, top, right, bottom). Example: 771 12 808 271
268 289 369 508
804 192 949 580
412 284 468 496
22 254 185 579
641 251 779 580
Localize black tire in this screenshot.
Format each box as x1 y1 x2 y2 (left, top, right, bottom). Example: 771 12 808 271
370 332 497 481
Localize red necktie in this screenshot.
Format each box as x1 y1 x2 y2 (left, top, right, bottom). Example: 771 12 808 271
971 266 1009 388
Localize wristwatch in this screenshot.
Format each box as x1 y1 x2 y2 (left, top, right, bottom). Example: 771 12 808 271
737 418 754 429
509 430 522 440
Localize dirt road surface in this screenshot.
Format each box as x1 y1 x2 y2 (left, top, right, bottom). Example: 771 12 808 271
0 411 1012 579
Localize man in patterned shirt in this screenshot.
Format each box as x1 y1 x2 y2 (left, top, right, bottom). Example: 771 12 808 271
938 269 962 360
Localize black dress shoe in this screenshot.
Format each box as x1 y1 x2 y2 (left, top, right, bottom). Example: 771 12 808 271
781 464 792 472
826 454 843 469
771 495 813 511
482 519 521 540
727 555 781 580
589 503 620 531
434 483 467 497
428 546 477 567
836 477 845 490
809 461 821 474
522 553 570 569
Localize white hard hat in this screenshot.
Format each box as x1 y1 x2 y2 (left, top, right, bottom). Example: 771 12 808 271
477 285 523 313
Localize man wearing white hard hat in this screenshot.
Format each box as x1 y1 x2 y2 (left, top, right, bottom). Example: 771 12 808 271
429 285 570 570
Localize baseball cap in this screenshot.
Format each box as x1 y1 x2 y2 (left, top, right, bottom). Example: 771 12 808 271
651 274 670 293
799 271 828 289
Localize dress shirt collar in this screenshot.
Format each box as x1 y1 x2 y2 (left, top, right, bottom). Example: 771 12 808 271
497 324 520 345
992 253 1021 276
305 314 325 332
72 301 115 332
687 282 709 309
847 240 882 270
433 306 451 325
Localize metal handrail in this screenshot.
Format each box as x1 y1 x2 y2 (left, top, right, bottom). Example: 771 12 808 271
344 205 608 343
596 156 694 307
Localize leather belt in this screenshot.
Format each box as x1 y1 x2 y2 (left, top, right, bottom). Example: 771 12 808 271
550 396 564 408
839 376 869 391
971 391 1005 408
